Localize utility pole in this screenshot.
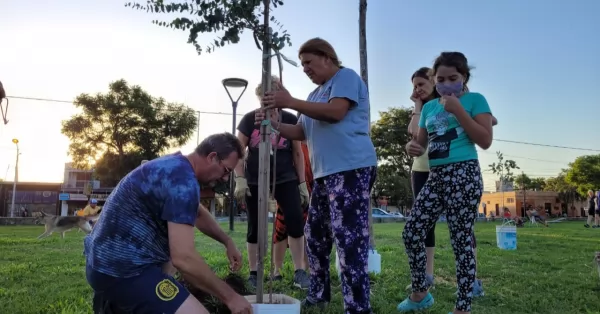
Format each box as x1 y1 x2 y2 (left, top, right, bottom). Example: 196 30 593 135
521 171 526 217
10 138 19 217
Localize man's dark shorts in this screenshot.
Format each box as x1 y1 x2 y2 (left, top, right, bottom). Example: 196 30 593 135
87 265 189 314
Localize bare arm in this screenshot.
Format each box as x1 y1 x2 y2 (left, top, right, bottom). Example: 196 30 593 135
194 204 233 247
415 127 428 150
234 131 249 178
408 101 423 138
289 98 351 123
168 222 236 304
455 110 493 149
292 141 306 182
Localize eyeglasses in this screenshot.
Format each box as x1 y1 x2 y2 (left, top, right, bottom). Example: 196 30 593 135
219 160 233 175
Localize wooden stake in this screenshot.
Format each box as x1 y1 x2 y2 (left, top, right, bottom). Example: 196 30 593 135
256 0 272 303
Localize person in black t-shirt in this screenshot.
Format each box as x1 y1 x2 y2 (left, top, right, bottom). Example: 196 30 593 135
233 76 310 290
585 190 596 228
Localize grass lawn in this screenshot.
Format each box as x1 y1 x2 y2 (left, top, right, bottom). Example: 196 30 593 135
1 221 599 314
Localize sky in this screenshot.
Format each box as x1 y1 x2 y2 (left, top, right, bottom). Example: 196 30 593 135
1 0 599 191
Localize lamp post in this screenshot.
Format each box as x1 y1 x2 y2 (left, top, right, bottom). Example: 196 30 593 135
10 138 19 217
222 77 249 232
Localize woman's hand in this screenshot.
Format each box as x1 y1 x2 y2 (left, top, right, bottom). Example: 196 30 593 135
254 109 279 126
262 82 294 109
405 140 425 157
410 90 423 108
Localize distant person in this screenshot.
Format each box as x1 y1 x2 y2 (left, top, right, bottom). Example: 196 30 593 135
585 190 596 228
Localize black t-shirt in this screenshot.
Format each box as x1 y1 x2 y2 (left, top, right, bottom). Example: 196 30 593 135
588 196 596 210
237 110 298 185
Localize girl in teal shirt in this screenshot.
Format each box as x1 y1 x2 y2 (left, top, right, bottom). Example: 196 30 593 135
398 52 493 314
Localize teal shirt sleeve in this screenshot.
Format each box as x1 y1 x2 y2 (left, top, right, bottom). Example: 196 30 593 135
470 93 492 117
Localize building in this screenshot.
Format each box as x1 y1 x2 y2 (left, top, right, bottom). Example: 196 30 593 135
479 190 585 218
59 162 111 216
0 181 61 217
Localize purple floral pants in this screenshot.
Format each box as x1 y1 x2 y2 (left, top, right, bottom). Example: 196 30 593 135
305 166 376 314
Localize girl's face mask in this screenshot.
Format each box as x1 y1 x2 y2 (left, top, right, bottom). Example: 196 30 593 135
436 81 463 96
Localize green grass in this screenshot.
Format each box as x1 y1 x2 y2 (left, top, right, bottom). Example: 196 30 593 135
1 222 599 314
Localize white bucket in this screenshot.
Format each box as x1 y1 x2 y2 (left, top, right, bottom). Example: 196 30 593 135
335 249 381 278
245 294 301 314
496 225 517 250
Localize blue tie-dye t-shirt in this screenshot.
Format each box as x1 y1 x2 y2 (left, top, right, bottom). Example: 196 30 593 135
84 152 200 278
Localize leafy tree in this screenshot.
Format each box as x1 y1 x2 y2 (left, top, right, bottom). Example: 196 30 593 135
565 154 600 195
125 0 292 55
370 107 413 206
514 173 532 190
529 177 546 190
544 171 583 209
61 79 197 186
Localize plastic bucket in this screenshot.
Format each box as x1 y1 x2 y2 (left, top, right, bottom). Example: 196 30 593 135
245 294 300 314
335 249 381 278
496 225 517 250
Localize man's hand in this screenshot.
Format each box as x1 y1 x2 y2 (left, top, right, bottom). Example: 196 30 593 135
225 294 254 314
225 239 242 272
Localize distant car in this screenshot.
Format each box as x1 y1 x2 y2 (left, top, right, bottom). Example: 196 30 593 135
372 208 400 219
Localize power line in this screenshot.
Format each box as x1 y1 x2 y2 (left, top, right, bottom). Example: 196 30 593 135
493 139 600 152
6 95 245 117
9 94 600 152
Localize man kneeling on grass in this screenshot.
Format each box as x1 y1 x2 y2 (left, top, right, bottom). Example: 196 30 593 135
84 133 254 314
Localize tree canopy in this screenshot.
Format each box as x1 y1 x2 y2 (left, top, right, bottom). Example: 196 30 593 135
565 154 600 195
370 107 412 207
61 79 197 186
125 0 292 55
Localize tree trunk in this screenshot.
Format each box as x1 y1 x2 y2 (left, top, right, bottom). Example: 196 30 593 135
359 0 375 249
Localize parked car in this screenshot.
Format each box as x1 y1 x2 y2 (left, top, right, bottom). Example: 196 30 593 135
372 207 400 219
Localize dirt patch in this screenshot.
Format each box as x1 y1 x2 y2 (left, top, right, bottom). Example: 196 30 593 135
179 273 252 314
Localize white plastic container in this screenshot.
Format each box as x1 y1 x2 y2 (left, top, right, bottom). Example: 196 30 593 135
496 225 517 250
336 249 381 278
245 294 301 314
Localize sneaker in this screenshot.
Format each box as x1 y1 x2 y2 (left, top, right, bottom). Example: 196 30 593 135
405 274 434 291
455 279 485 297
247 273 258 290
396 292 434 312
594 225 599 229
301 298 328 309
293 269 310 290
472 279 485 297
585 224 590 228
271 274 283 281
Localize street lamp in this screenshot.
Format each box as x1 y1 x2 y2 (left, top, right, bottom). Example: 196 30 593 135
10 138 19 217
222 77 248 232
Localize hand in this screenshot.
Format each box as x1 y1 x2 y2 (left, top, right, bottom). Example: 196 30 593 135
225 293 253 314
439 94 463 115
268 198 277 213
405 140 425 157
253 109 279 126
261 82 294 109
298 182 310 208
225 240 243 272
410 90 423 107
234 177 251 203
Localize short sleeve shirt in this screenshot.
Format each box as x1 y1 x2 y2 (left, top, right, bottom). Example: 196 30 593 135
84 152 200 278
419 92 492 167
237 110 298 185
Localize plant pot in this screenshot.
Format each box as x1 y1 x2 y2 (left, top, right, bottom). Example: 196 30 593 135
335 249 381 278
244 294 300 314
